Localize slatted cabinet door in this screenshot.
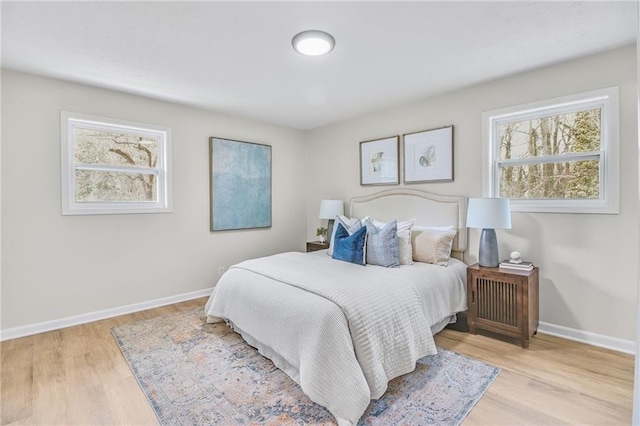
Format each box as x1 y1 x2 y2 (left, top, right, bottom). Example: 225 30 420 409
467 264 539 348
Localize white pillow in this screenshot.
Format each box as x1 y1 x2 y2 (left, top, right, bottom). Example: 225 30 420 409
373 218 415 265
412 228 457 266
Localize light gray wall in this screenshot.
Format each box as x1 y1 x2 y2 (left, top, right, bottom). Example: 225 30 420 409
1 70 308 329
305 46 638 342
2 46 637 343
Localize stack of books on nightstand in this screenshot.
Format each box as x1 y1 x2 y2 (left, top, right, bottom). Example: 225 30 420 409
499 260 534 271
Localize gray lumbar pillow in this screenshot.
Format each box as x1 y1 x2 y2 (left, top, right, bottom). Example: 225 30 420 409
363 219 400 267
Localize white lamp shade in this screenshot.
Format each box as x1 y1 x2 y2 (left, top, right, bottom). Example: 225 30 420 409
319 199 344 219
466 198 512 229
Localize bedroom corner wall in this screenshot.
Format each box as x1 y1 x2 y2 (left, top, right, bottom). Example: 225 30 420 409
305 45 639 344
0 70 307 331
633 0 640 419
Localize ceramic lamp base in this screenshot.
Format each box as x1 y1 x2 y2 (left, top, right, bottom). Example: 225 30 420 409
478 228 499 267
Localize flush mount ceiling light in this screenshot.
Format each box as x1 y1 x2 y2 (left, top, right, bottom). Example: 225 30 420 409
292 30 335 56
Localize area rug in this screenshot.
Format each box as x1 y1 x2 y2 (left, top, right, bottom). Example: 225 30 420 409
112 307 499 425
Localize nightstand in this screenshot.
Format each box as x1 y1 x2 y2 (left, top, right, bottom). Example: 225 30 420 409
306 241 329 252
467 263 539 348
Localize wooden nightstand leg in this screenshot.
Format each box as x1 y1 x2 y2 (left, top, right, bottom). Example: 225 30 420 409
521 340 529 349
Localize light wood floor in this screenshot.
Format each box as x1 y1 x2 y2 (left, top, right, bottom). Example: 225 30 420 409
1 298 634 425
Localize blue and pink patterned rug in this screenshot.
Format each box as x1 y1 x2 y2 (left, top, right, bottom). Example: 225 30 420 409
112 307 499 425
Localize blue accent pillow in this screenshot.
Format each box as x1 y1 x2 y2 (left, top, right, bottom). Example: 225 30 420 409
332 223 367 266
328 216 363 257
363 219 400 267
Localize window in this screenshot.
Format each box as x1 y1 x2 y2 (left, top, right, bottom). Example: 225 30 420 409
482 87 619 214
61 111 172 215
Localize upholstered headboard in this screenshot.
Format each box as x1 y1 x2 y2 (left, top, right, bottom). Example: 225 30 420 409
349 188 468 261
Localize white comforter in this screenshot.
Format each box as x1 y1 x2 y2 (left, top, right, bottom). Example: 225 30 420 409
205 251 466 425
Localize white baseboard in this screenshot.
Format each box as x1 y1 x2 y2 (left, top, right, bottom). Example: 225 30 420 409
0 287 213 342
3 295 634 355
538 321 635 355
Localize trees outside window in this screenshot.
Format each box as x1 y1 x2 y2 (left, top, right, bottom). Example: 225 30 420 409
483 87 619 214
61 112 172 215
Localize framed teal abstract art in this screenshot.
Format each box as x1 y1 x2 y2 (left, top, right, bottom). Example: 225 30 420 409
209 137 272 231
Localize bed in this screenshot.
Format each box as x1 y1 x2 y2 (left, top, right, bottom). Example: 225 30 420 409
204 189 468 425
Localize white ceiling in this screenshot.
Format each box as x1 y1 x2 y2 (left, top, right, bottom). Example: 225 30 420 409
2 1 636 130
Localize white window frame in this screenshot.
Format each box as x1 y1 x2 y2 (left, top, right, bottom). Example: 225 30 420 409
482 87 619 214
61 111 172 215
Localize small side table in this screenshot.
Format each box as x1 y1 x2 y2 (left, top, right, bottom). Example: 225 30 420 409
467 263 539 348
306 241 329 253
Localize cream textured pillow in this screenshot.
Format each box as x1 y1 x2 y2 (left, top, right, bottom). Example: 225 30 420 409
411 225 454 260
373 218 415 265
412 228 457 266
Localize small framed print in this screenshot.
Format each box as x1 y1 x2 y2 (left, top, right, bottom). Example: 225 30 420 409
403 125 454 183
359 136 399 186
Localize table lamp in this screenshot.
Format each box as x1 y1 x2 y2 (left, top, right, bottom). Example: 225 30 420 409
466 197 511 267
318 199 344 246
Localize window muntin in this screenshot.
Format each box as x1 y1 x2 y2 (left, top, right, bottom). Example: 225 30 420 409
61 112 171 215
483 87 619 214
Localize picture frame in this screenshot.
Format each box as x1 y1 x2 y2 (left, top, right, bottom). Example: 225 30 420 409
403 125 454 183
359 135 400 186
209 137 272 231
